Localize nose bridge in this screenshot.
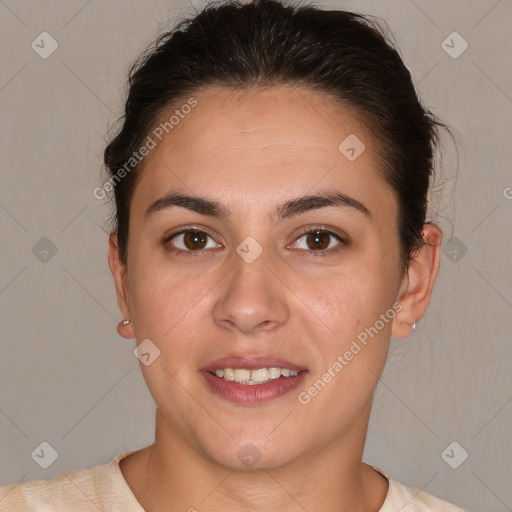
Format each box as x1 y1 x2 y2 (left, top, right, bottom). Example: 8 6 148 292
233 242 273 299
212 240 289 334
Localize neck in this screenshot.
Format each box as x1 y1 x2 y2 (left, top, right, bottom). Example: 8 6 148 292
125 405 388 512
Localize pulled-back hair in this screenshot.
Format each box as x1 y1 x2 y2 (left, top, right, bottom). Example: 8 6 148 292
104 0 447 271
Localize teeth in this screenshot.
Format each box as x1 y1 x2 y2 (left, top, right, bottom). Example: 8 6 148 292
234 369 251 382
268 367 281 379
212 367 299 384
223 368 235 381
251 368 269 382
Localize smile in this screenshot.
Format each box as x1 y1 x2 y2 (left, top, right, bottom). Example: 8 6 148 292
210 367 299 384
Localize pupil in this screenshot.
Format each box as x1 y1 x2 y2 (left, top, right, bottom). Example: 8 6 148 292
309 231 328 250
186 231 206 249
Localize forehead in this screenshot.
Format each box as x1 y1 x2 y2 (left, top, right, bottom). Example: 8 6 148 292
132 85 395 219
163 85 369 155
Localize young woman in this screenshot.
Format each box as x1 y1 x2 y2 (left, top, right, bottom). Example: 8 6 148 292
0 0 465 510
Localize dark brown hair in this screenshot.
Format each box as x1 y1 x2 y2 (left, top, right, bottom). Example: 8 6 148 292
103 0 448 271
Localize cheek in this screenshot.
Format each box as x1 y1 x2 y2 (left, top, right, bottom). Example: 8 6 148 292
294 262 397 397
128 268 207 412
304 263 396 334
127 260 226 392
129 260 210 338
297 278 394 415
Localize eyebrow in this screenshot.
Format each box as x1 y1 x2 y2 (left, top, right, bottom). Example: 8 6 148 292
144 189 372 224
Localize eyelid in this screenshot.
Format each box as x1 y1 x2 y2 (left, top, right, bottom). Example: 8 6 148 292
164 224 219 242
293 224 347 241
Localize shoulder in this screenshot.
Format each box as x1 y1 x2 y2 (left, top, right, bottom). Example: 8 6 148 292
0 467 103 511
0 451 142 511
368 464 466 511
382 477 466 511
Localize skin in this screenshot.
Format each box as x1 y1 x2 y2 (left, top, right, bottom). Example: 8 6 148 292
108 85 442 512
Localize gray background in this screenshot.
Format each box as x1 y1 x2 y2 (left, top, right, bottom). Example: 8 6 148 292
1 1 511 511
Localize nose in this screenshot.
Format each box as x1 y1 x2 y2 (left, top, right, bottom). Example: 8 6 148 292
212 247 290 335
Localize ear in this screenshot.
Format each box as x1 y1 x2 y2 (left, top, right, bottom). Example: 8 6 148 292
392 223 443 338
108 232 135 339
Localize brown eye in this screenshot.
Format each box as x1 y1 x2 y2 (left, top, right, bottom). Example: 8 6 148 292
166 230 219 254
182 231 208 250
305 231 331 250
292 228 346 254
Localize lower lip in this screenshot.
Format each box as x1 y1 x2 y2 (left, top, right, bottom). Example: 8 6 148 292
201 370 308 404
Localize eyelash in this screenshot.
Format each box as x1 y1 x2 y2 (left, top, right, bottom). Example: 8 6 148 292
163 224 347 258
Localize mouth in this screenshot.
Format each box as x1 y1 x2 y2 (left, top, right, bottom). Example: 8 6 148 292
201 356 308 404
210 366 300 384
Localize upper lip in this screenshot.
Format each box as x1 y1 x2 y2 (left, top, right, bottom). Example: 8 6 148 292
201 355 306 372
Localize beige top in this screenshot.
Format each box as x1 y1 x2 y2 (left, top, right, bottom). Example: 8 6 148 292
0 450 466 511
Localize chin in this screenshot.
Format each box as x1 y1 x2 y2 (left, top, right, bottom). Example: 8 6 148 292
205 439 301 472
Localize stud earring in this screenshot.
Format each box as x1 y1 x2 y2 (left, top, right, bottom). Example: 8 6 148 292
411 322 417 331
121 319 131 326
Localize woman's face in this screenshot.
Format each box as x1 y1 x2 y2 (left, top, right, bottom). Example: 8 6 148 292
112 85 409 469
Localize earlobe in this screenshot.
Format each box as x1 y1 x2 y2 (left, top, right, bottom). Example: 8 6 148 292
108 233 135 339
391 224 443 339
117 319 134 339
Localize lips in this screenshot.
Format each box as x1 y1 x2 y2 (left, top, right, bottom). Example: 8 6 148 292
200 355 308 404
201 355 305 373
